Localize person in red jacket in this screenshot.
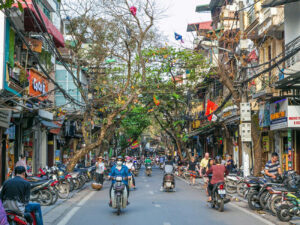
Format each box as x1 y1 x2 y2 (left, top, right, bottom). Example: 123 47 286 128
205 157 229 202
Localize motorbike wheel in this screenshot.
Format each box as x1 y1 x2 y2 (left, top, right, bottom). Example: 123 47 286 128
74 178 80 190
248 192 262 210
237 182 247 197
38 189 53 206
51 189 59 205
218 196 224 212
116 195 121 216
259 191 269 210
270 195 283 215
277 204 292 222
68 179 74 192
57 182 70 199
225 180 237 194
78 176 85 189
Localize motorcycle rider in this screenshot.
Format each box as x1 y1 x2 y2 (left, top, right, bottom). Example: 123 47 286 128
0 166 44 225
205 157 229 202
108 156 131 206
264 152 282 180
161 156 175 188
125 157 136 189
145 157 152 165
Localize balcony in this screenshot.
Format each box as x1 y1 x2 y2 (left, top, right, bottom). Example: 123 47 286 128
258 7 284 36
285 36 300 73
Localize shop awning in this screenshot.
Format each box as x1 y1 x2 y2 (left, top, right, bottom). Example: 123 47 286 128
13 0 64 48
41 120 61 129
262 0 300 8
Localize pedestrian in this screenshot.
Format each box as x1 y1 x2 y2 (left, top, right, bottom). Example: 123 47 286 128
95 156 105 185
187 157 198 185
15 155 27 175
200 153 209 177
226 154 235 172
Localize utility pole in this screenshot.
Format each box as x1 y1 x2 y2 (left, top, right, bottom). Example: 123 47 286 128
239 1 252 177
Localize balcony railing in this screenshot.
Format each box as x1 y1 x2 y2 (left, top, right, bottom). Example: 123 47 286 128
285 36 300 70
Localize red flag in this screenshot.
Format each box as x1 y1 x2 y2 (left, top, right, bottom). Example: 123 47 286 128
205 100 218 121
130 6 137 16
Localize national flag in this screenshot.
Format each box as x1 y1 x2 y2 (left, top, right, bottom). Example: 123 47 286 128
153 95 160 106
174 32 184 43
131 139 140 149
130 6 137 16
205 100 218 121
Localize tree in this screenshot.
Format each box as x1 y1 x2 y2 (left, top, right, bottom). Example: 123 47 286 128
61 0 160 172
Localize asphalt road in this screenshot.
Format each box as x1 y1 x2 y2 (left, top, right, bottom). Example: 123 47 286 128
48 167 272 225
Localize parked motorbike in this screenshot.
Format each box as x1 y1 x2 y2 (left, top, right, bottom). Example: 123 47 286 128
246 177 266 210
29 180 53 206
276 192 300 222
145 164 152 176
210 183 230 212
225 174 241 194
110 176 128 215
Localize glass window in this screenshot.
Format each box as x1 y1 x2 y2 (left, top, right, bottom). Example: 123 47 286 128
55 95 66 106
56 70 67 81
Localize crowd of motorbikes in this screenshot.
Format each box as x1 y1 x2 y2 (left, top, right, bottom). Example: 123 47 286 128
224 169 300 222
25 164 96 206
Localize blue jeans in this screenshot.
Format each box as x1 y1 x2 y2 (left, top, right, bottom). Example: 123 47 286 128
25 202 43 225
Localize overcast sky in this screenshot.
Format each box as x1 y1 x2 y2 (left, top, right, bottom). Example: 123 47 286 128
156 0 211 48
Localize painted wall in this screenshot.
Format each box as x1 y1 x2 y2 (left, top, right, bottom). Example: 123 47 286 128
284 1 300 45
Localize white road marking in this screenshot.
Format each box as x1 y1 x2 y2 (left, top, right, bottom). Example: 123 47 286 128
57 191 96 225
163 223 171 225
145 184 150 188
228 203 274 225
154 204 161 208
149 191 154 195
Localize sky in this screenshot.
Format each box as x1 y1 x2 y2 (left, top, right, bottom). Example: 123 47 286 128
156 0 211 48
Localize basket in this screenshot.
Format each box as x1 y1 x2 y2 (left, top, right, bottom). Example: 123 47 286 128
92 183 103 190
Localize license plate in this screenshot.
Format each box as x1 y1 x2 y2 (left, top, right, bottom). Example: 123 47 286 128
218 189 226 195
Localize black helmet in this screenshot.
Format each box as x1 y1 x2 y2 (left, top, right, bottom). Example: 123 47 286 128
15 166 26 175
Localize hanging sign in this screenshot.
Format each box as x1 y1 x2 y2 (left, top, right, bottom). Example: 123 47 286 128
28 69 49 100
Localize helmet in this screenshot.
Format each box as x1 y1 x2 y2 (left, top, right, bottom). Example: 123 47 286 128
58 171 64 177
117 156 123 161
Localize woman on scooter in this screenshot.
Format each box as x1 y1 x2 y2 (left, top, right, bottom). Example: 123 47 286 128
204 158 215 196
206 157 228 202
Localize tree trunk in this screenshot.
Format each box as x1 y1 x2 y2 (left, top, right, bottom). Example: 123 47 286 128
251 117 262 176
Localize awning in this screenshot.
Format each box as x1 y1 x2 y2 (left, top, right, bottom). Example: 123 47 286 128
41 120 61 129
275 71 300 89
13 0 64 48
262 0 300 7
187 21 212 32
50 121 63 134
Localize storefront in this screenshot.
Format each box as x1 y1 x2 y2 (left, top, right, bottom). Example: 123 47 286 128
270 98 300 173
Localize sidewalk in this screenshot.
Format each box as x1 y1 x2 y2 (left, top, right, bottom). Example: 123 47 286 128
176 176 300 225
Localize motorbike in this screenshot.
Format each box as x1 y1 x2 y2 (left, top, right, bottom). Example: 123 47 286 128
163 174 175 192
160 163 164 170
145 164 152 176
225 174 241 194
276 192 300 222
210 183 230 212
246 177 266 210
6 210 36 225
110 176 128 215
29 180 53 206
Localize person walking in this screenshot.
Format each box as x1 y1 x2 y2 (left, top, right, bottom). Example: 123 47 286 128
15 155 27 175
95 156 105 185
187 157 198 185
200 153 209 177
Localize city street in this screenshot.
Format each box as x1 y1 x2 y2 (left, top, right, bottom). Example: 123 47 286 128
44 167 274 225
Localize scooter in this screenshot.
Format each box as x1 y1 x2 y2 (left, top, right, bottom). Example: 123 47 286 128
6 210 36 225
210 183 230 212
163 173 175 192
110 176 128 215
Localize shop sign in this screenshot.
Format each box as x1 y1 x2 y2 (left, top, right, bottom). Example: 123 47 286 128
262 136 269 152
270 99 288 130
270 98 300 130
0 109 12 128
222 111 232 118
28 70 48 100
259 103 270 127
23 37 42 53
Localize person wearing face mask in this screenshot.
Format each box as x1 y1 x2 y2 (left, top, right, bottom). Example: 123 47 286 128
108 156 131 206
125 157 136 189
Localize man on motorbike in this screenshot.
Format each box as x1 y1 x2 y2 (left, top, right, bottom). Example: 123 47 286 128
0 166 43 225
108 156 131 206
264 152 282 180
145 157 152 165
205 157 229 202
125 157 136 189
161 157 175 188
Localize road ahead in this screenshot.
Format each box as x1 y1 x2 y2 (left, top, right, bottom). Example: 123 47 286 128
46 167 272 225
